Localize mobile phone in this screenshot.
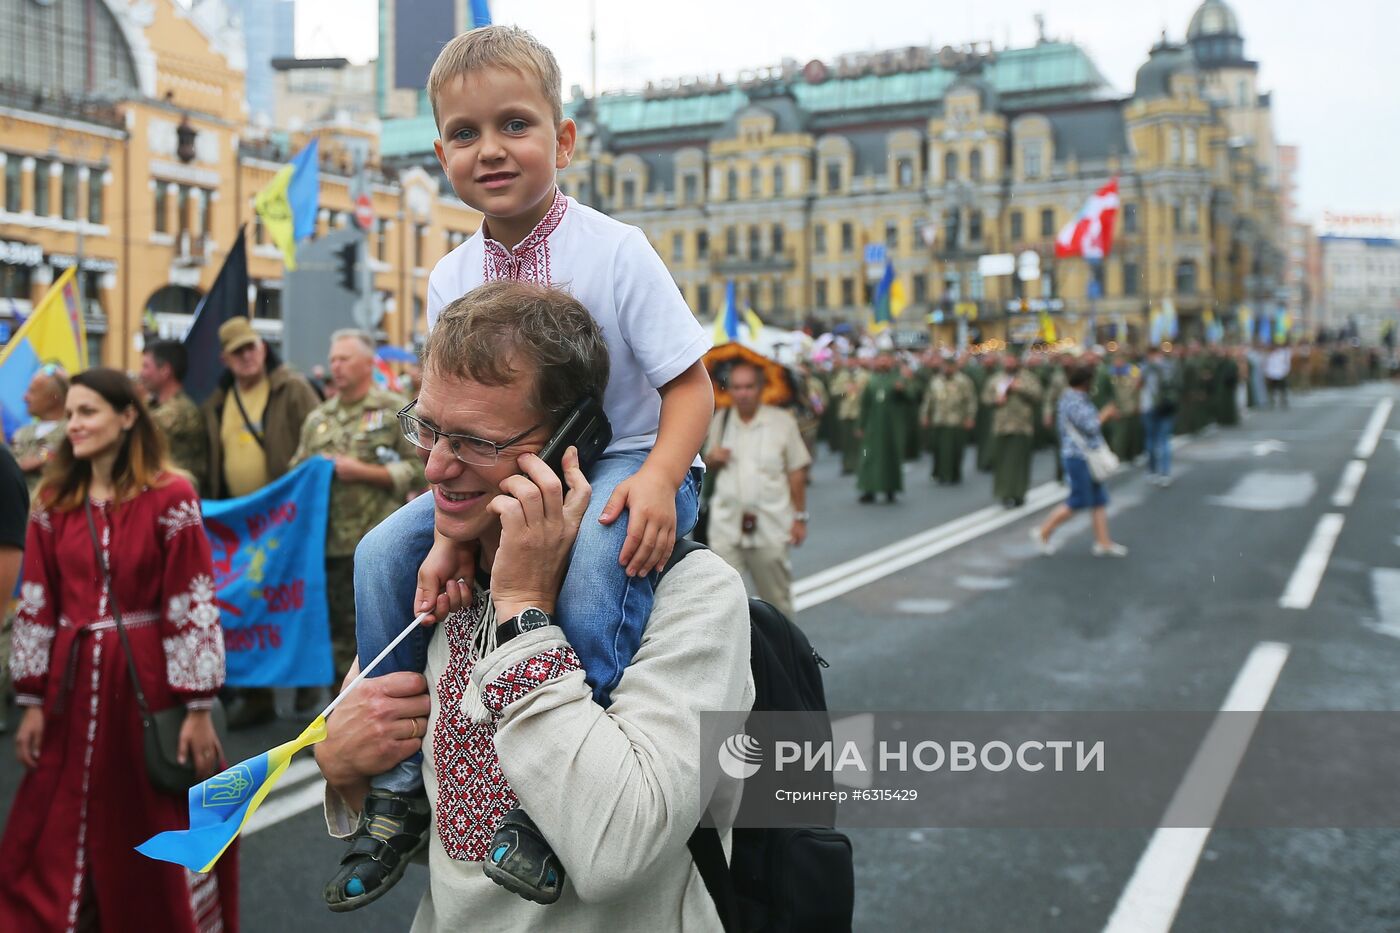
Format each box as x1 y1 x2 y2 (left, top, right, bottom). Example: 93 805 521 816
537 396 612 487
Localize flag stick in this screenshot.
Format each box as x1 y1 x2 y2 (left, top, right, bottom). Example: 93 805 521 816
318 611 433 719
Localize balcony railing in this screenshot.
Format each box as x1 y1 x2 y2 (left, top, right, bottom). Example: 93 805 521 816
712 249 797 274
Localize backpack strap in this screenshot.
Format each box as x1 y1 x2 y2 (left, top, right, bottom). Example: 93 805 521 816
687 826 740 933
662 537 708 578
670 537 741 931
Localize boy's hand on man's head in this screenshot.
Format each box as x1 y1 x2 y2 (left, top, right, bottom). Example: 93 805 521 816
600 466 677 578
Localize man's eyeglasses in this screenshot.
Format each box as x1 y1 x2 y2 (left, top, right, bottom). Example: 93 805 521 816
397 399 541 466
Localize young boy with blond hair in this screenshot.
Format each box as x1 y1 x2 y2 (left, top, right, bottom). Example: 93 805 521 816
323 24 715 912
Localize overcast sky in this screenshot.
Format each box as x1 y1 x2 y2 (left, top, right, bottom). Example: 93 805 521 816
295 0 1400 229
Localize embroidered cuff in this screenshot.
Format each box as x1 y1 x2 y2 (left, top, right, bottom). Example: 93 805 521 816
185 697 215 711
15 694 43 708
480 646 582 716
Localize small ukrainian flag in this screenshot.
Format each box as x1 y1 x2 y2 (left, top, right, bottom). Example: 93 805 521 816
138 716 327 873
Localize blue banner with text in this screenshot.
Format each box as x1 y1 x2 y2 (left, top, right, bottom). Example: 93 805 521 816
203 458 335 687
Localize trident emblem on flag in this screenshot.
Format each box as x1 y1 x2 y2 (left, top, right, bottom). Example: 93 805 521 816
202 764 255 808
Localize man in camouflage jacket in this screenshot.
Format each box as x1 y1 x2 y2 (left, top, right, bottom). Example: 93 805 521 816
290 330 426 688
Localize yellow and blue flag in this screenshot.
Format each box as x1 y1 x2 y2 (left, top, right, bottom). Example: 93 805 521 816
712 280 739 345
254 139 320 269
137 716 328 872
0 267 85 440
870 260 908 333
1040 310 1057 343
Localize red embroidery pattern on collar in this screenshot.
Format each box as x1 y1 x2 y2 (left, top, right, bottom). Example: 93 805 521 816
481 188 569 285
431 596 518 862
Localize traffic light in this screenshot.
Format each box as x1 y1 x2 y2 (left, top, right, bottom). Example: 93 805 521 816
336 242 358 293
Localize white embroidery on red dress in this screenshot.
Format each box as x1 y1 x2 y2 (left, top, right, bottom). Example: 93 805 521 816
432 593 519 862
163 573 225 693
11 581 53 682
480 188 568 285
157 499 203 542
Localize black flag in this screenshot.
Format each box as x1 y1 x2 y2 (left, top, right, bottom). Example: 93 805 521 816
182 226 249 403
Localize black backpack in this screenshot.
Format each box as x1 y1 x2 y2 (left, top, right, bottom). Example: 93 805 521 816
666 539 855 933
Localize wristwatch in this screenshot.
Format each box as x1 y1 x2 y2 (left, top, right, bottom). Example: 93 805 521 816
793 511 811 523
495 606 552 645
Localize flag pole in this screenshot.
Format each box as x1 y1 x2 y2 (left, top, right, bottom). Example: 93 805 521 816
318 611 433 719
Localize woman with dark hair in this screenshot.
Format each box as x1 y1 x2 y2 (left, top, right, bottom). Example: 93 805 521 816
1032 363 1128 557
0 368 238 931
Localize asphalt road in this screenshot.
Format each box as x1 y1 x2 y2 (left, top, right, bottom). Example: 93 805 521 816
4 381 1399 932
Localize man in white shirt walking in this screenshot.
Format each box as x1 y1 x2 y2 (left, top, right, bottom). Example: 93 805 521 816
1264 345 1292 409
703 361 812 620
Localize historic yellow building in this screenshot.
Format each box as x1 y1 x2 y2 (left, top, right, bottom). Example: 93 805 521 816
520 0 1278 347
0 0 478 368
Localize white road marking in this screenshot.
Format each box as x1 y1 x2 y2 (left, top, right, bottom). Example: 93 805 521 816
1330 460 1367 508
893 598 955 614
954 575 1014 591
1102 641 1290 933
244 778 327 837
1365 569 1400 641
1278 513 1346 610
794 483 1065 612
793 482 1062 598
1355 399 1393 459
1251 439 1287 456
1206 471 1316 512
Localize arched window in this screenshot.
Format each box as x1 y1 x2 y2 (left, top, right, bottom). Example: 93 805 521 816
943 150 959 182
727 169 739 200
1168 128 1182 163
969 149 983 182
749 165 762 198
772 164 785 196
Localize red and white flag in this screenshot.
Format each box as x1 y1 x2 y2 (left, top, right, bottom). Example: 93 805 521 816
1055 178 1119 260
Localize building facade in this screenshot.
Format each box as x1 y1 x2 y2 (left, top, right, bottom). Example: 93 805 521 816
225 0 295 127
0 0 479 369
1319 236 1400 342
381 0 1284 348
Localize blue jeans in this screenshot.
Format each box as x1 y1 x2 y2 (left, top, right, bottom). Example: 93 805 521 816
1142 410 1175 477
354 449 701 794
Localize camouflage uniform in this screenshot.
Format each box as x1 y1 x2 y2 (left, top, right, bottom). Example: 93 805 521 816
830 368 868 475
920 371 977 484
290 386 426 679
10 420 65 497
1041 364 1069 480
151 391 210 492
982 370 1043 504
1107 365 1143 461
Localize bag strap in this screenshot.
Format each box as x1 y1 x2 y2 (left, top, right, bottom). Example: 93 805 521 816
667 537 741 932
84 499 156 722
231 384 267 451
686 825 740 933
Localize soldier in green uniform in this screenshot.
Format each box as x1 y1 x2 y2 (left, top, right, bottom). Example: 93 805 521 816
983 355 1042 507
1040 354 1069 481
10 367 69 497
290 330 426 696
831 360 868 475
901 353 925 461
140 340 210 491
1212 347 1241 426
967 354 996 473
1104 353 1142 462
920 356 977 484
856 354 912 503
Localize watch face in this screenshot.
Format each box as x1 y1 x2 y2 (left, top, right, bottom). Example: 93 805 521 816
517 608 551 632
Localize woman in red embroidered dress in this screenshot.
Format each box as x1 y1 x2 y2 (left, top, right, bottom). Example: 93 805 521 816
0 368 238 932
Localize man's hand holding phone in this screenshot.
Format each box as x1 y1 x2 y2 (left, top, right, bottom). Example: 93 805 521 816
489 447 592 622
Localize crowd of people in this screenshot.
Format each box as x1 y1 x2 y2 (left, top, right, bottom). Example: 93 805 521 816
0 16 1394 932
